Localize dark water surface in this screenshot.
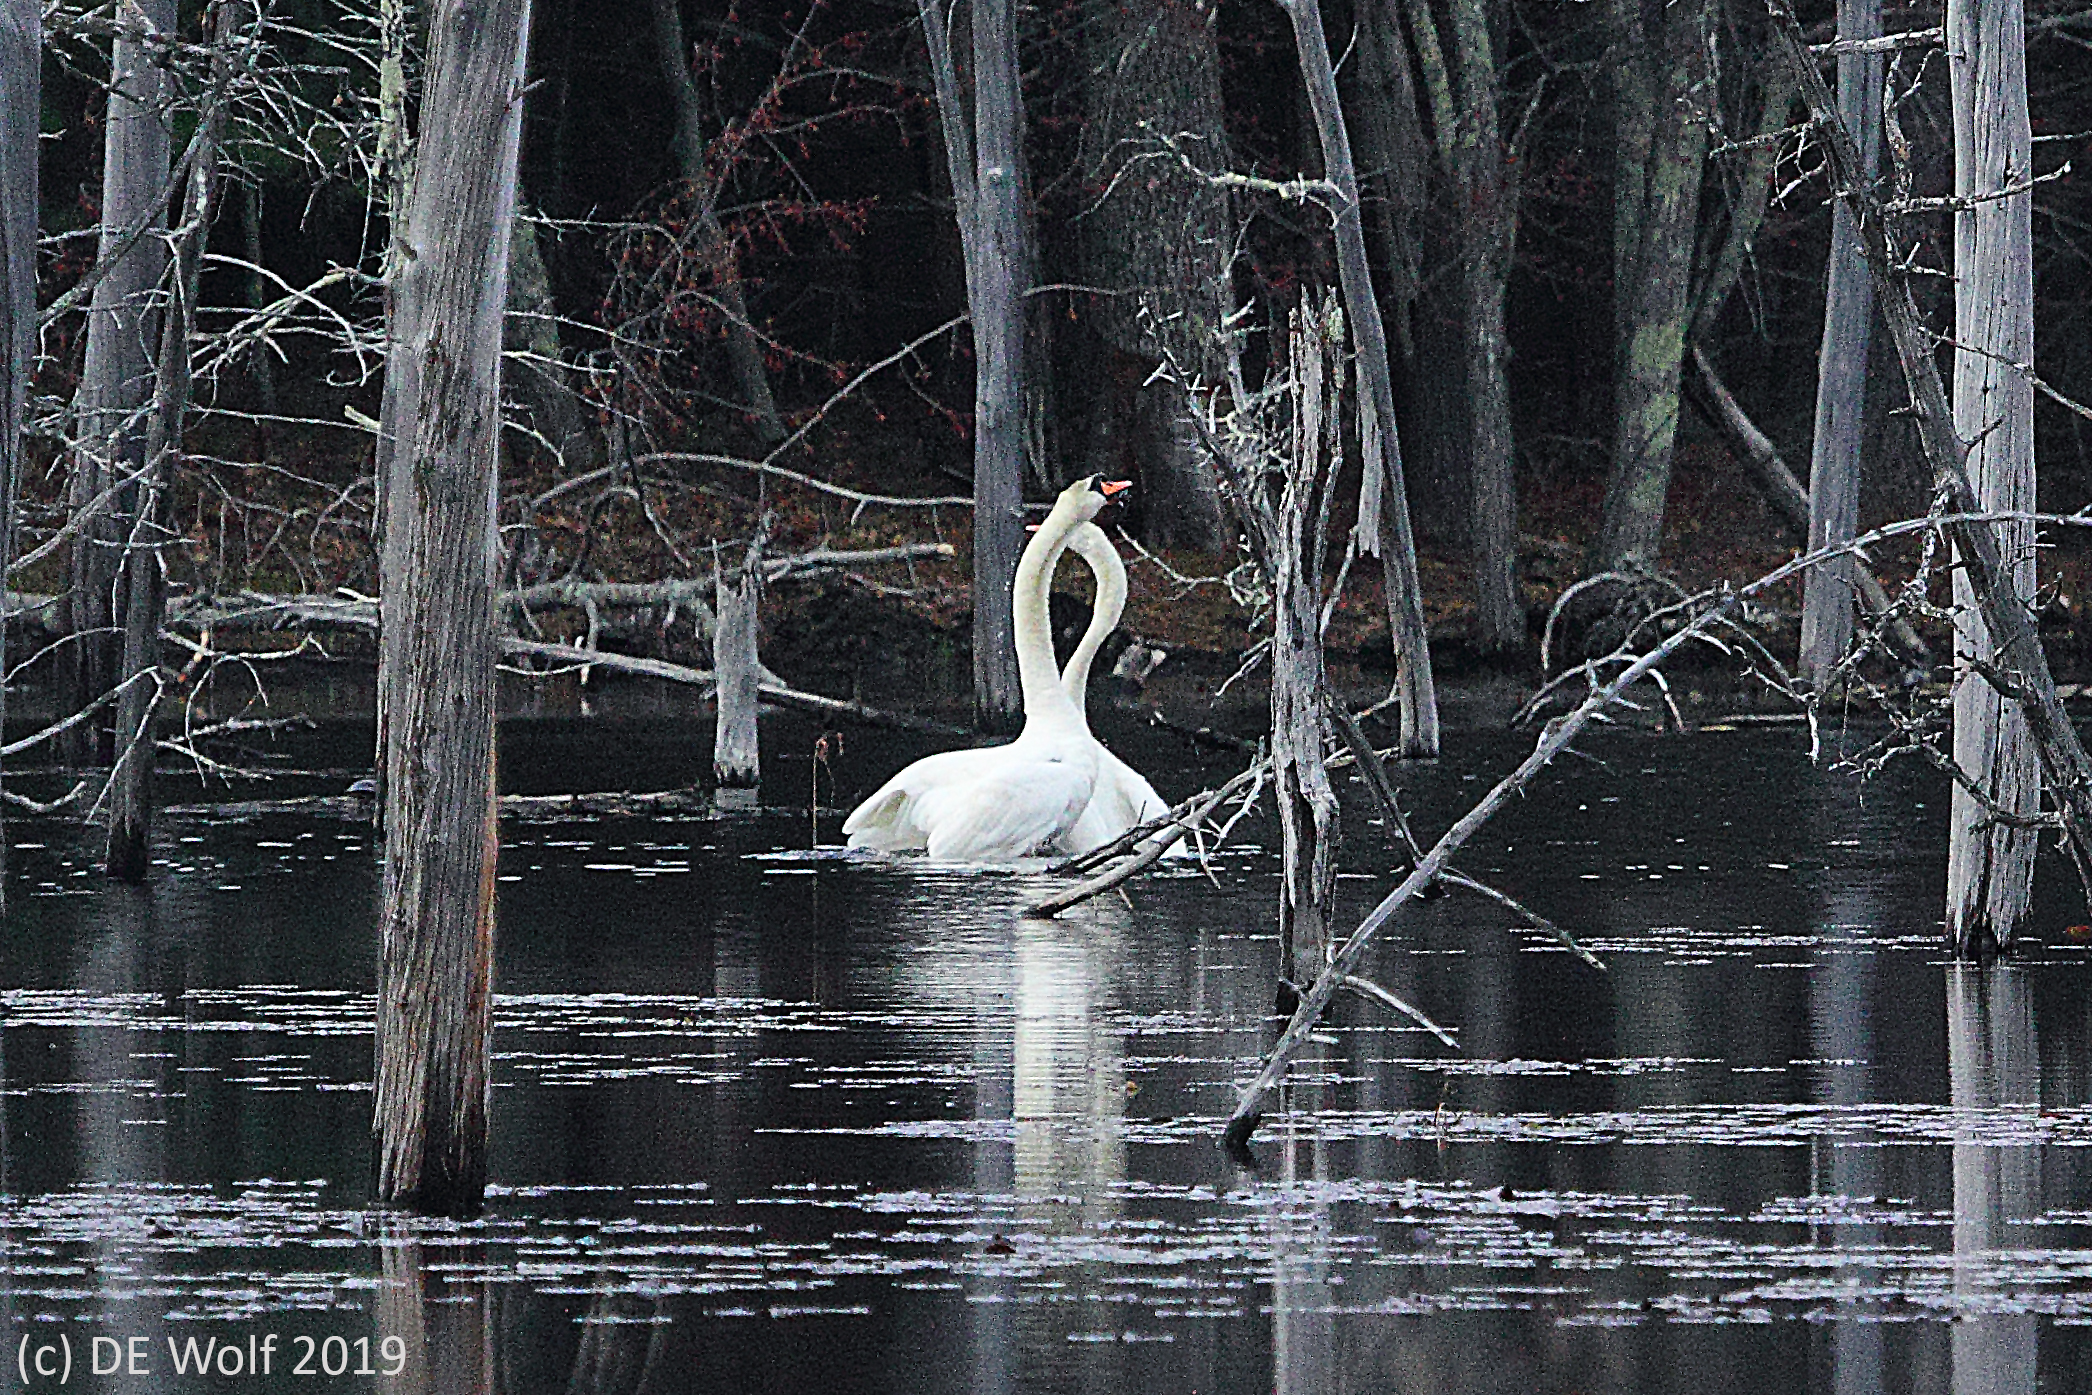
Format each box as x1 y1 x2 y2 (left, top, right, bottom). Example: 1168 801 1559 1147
6 716 2092 1392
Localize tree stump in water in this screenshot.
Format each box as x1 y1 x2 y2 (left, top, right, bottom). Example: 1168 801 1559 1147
713 545 763 793
370 0 531 1218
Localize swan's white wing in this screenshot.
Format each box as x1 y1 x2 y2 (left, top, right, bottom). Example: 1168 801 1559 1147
843 748 998 852
914 752 1095 862
1060 747 1190 858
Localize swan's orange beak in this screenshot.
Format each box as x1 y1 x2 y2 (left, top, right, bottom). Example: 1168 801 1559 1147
1101 480 1132 498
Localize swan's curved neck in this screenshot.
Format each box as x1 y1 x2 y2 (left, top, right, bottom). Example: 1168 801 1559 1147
1059 523 1126 721
1010 503 1089 730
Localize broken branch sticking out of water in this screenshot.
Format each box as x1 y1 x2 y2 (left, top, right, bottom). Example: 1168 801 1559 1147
1224 599 1732 1153
1326 697 1605 972
1027 762 1267 917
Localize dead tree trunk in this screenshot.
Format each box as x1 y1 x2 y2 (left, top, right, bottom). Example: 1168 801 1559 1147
1280 0 1441 756
372 0 532 1216
1767 1 2092 952
648 0 786 447
66 0 175 768
1592 0 1710 571
968 0 1028 735
917 0 1029 734
108 0 240 882
504 208 600 479
1798 0 1884 689
1271 309 1342 984
1402 0 1525 654
711 543 762 790
0 0 36 912
1203 297 1345 988
1944 0 2038 953
1074 0 1231 553
1687 344 1929 667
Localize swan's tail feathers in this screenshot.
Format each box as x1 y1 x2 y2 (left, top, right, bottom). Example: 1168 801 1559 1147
842 785 925 852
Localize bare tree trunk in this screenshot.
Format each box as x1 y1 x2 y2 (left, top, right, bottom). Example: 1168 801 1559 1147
918 0 1028 733
712 544 761 790
1593 0 1709 570
1346 0 1429 362
1281 0 1440 756
1799 0 1883 689
1688 344 1930 666
372 0 531 1216
106 0 241 883
238 181 275 454
504 208 599 476
1271 311 1341 984
67 0 175 768
1766 1 2092 947
1945 0 2037 954
648 0 786 447
1075 0 1231 553
0 0 36 913
966 0 1029 735
1401 0 1523 652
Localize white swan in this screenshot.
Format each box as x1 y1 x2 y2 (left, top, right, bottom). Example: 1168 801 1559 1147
1050 522 1189 858
842 477 1119 861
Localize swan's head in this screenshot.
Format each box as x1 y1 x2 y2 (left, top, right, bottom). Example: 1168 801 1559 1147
1052 474 1131 529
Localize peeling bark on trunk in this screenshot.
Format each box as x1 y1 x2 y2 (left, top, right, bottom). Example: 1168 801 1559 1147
67 0 175 768
711 545 762 789
1799 0 1883 690
1945 0 2037 954
1281 0 1440 756
372 0 531 1217
1271 315 1341 984
649 0 786 448
1075 0 1230 553
0 0 35 911
1593 0 1709 571
107 0 241 883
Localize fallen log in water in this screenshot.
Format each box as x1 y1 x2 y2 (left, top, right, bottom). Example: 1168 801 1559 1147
499 638 970 735
1225 599 1732 1154
162 787 721 820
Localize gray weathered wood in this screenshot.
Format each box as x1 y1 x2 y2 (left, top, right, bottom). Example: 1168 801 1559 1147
0 0 35 911
1226 599 1729 1147
108 0 242 882
1944 0 2038 953
1689 344 1930 667
372 0 532 1216
915 0 1027 734
1767 0 2092 954
1279 0 1440 756
1270 304 1342 982
1799 0 1884 690
66 0 175 767
711 545 762 788
969 0 1029 734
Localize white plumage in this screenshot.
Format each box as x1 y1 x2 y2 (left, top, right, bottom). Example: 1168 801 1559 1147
1050 523 1188 859
842 478 1111 861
